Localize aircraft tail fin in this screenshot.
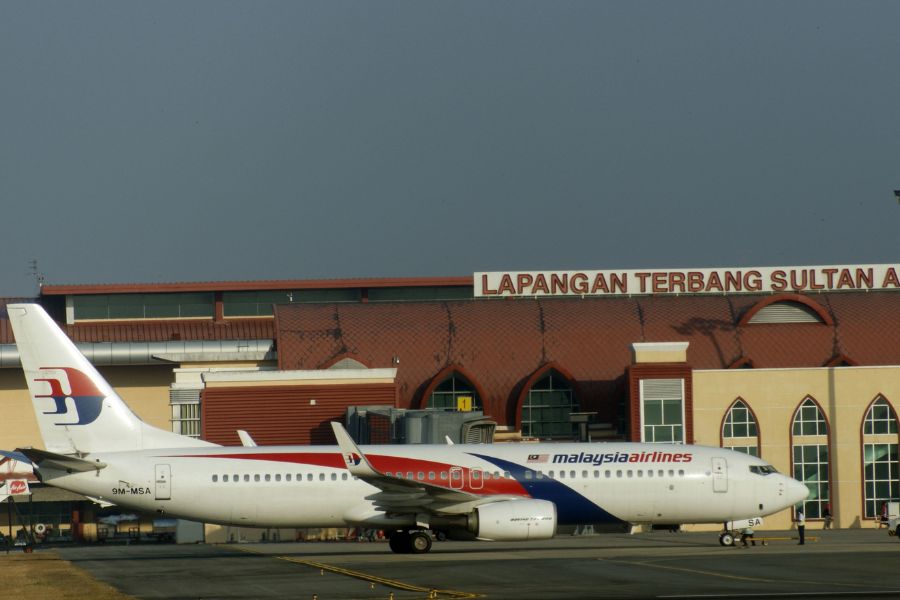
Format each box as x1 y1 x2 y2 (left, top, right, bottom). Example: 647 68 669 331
7 303 215 454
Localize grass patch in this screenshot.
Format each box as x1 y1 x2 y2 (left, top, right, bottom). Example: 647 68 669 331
0 550 133 600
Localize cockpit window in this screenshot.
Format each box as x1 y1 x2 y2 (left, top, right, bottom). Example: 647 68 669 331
749 465 778 476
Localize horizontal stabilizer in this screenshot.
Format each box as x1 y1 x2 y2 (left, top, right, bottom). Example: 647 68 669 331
85 496 116 508
16 447 106 473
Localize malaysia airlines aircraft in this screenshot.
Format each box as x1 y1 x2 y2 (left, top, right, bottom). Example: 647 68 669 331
5 303 807 553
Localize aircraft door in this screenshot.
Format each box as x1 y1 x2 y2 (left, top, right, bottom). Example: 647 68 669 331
469 468 484 490
711 457 728 493
155 464 171 500
449 466 464 489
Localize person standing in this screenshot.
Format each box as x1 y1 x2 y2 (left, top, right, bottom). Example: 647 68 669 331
823 504 833 530
740 525 756 547
795 506 806 545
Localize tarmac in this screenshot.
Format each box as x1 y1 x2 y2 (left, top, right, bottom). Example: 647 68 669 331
54 528 900 600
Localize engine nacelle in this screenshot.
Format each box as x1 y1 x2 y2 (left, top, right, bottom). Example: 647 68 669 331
469 499 557 541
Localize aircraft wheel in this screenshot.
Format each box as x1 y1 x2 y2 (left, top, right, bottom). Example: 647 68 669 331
719 532 735 546
409 531 433 554
389 531 411 554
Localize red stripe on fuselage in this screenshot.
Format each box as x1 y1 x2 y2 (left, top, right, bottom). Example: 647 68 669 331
367 455 528 496
167 452 530 497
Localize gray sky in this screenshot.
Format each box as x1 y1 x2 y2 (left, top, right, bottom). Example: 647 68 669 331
2 1 898 297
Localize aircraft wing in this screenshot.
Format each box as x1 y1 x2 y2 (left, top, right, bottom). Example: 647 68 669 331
331 422 514 515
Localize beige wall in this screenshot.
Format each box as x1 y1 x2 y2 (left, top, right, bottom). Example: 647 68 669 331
693 365 900 531
101 366 177 432
0 370 40 450
0 366 175 451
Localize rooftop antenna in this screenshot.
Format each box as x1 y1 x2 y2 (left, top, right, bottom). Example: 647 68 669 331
28 259 45 290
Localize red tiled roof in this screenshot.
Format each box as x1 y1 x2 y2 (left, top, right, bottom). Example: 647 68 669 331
63 319 275 343
275 292 900 426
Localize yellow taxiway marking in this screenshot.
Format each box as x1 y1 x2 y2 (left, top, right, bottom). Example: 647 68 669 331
601 558 768 583
600 557 884 590
234 547 479 598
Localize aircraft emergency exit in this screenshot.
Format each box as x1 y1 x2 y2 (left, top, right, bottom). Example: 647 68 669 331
4 303 807 553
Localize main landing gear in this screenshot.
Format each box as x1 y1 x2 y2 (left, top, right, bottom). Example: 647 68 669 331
388 530 433 554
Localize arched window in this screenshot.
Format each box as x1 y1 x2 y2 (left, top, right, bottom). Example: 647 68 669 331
861 397 899 519
428 372 481 411
792 398 828 436
791 397 830 518
864 397 898 435
722 399 759 457
522 370 576 439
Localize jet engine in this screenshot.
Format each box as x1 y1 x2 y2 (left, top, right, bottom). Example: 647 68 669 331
467 499 557 541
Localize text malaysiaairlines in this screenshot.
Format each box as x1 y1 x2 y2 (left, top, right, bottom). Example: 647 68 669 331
527 451 693 467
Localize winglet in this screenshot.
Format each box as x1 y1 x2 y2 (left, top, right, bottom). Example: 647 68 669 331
330 422 380 478
236 430 258 447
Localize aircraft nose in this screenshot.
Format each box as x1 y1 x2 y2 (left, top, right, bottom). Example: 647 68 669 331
786 478 809 505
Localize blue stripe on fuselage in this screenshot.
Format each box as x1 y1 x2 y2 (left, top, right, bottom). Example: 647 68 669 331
469 453 624 525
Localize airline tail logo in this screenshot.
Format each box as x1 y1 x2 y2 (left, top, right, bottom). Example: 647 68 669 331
33 367 105 426
344 452 362 467
8 479 30 495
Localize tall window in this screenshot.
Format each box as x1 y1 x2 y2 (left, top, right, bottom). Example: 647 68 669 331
722 399 759 457
791 398 829 518
428 373 481 411
522 370 576 439
170 388 201 438
641 379 684 443
862 397 899 519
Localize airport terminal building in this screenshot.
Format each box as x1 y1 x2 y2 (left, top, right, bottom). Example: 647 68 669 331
1 263 899 541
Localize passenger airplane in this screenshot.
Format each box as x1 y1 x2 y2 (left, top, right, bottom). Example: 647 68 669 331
4 303 807 553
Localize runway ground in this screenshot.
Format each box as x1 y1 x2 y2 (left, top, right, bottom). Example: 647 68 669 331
55 528 900 600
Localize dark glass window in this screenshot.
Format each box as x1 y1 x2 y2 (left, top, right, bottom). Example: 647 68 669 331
522 371 577 439
428 373 481 410
73 293 214 320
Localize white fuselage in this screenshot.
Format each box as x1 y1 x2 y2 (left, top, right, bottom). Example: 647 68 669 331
40 442 804 528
